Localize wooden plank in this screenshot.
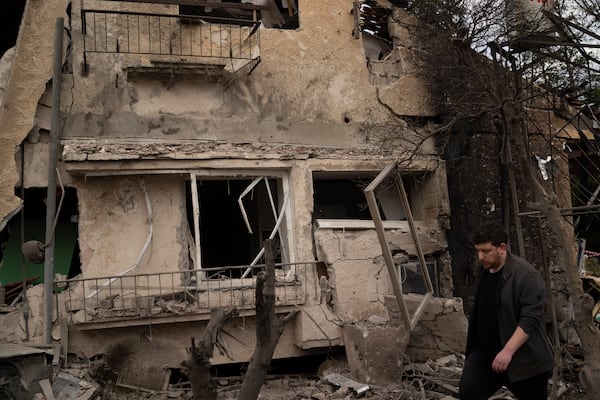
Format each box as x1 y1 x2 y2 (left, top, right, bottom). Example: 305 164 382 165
39 379 55 400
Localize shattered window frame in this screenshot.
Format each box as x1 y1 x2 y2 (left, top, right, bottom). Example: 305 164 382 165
311 170 426 225
186 170 296 280
179 0 299 29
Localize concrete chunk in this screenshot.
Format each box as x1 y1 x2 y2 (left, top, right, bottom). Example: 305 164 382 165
294 304 343 349
342 324 407 385
386 294 467 362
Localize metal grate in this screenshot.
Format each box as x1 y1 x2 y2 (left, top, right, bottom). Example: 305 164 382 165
56 262 313 323
81 8 261 73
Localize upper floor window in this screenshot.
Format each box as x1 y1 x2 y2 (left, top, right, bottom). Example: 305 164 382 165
180 0 299 29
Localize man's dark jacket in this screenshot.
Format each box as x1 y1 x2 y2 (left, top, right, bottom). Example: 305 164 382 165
465 252 554 383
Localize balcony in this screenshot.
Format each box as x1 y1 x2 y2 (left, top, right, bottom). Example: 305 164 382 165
80 1 264 78
56 262 313 329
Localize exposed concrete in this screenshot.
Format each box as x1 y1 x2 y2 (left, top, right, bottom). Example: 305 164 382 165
386 294 468 362
60 138 434 162
314 225 447 322
17 141 73 188
378 8 438 117
0 0 68 230
0 284 59 346
294 304 343 349
67 314 305 367
342 323 406 385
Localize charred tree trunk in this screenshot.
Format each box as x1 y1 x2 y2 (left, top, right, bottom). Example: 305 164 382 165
184 308 238 400
237 240 298 400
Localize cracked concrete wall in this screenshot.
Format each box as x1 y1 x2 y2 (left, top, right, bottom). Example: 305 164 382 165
0 0 68 230
62 0 435 145
76 175 186 279
53 0 444 280
378 8 438 116
314 225 447 322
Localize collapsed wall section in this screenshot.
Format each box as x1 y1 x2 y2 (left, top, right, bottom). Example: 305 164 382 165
0 0 68 231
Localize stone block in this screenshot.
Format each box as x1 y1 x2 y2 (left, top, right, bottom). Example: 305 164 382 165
342 324 407 385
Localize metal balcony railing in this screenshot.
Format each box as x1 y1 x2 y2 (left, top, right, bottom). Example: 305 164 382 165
81 7 261 73
56 262 313 324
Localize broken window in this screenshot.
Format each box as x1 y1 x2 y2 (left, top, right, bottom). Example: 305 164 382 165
186 174 293 277
355 1 403 86
179 0 299 29
396 256 439 296
312 172 424 222
312 176 372 220
357 0 392 56
0 187 80 294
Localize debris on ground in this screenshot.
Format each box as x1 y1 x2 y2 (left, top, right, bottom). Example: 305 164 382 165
0 343 585 400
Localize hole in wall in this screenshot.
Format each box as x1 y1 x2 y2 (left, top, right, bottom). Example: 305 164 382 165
0 0 25 57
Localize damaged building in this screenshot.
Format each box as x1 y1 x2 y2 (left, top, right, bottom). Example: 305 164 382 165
0 0 486 396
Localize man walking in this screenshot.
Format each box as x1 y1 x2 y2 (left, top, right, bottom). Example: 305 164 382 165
458 222 554 400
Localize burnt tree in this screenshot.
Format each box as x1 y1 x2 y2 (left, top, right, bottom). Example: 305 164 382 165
237 240 298 400
184 307 238 400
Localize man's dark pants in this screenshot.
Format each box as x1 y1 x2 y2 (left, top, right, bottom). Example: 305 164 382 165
459 348 550 400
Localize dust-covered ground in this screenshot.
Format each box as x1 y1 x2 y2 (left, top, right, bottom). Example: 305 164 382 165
88 352 588 400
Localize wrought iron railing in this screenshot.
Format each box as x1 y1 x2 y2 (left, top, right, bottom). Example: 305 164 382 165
56 262 313 323
81 8 261 72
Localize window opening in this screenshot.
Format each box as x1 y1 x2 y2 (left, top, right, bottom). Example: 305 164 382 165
238 177 290 278
312 172 420 222
313 178 372 220
179 0 298 29
186 176 289 278
396 256 439 296
0 187 80 287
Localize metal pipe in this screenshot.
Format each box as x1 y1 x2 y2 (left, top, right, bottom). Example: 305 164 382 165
20 145 30 341
43 17 64 346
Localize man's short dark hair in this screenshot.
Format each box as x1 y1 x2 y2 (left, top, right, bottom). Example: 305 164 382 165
472 222 508 247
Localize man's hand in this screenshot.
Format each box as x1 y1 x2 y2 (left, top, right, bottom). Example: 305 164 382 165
492 348 514 373
492 326 530 373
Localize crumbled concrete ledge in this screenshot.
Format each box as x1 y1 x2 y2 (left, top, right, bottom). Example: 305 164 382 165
385 294 467 362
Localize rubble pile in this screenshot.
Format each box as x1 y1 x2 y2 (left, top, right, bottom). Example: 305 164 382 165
1 351 476 400
0 342 581 399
